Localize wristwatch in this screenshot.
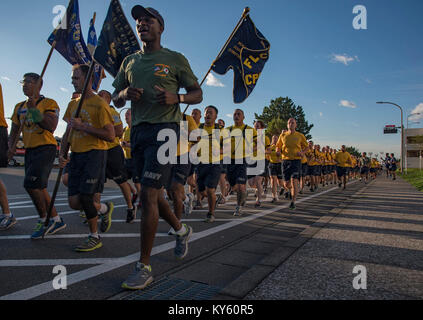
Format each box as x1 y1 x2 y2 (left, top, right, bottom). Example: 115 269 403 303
178 94 185 104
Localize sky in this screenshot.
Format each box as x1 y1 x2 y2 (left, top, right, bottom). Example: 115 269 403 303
1 0 423 157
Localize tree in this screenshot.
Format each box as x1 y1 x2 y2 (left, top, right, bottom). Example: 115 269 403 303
346 146 360 158
266 117 286 138
255 97 314 139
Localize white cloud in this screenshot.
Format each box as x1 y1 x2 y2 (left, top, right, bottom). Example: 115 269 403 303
339 100 358 109
409 103 423 122
60 87 69 93
1 76 10 81
330 54 359 66
206 73 225 87
226 114 232 118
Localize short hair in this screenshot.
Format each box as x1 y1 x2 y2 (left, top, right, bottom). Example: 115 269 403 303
23 73 43 86
99 90 112 101
205 105 218 115
234 109 244 116
255 120 265 128
218 119 225 125
192 108 201 114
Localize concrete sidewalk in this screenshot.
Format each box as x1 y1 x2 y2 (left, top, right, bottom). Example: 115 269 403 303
245 177 423 300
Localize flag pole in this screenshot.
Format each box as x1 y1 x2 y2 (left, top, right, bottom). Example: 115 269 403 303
44 60 96 229
183 7 250 114
44 12 97 229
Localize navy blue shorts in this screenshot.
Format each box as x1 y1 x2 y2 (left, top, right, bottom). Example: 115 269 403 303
131 123 179 189
360 166 369 174
124 158 140 183
170 155 192 187
301 163 308 177
0 127 8 168
282 159 301 181
197 163 222 192
68 149 107 196
227 162 247 186
106 146 128 185
336 166 347 177
24 144 56 189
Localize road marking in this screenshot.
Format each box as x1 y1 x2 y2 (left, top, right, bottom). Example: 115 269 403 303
0 181 358 300
0 233 170 241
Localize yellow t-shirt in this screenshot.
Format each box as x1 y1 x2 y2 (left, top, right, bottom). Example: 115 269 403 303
335 151 352 167
253 135 270 161
121 126 131 159
226 124 257 160
177 114 199 156
63 95 114 153
107 106 123 149
276 131 308 160
197 123 226 163
0 84 7 128
268 144 281 163
11 97 59 148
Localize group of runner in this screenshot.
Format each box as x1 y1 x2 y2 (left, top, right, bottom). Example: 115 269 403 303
0 5 398 291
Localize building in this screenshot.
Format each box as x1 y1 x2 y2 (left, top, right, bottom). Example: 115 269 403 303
405 128 423 169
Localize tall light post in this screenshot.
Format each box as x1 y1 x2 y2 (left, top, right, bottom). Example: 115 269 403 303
377 101 404 173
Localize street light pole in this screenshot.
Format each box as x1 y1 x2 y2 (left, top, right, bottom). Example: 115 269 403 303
377 102 404 173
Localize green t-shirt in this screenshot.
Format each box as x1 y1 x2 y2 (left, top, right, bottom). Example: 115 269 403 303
113 48 198 126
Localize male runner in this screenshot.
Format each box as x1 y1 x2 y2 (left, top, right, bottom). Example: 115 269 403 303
267 135 282 203
112 5 203 290
276 118 308 210
8 73 65 238
60 64 115 251
359 152 371 183
226 109 257 216
389 153 398 180
335 145 353 190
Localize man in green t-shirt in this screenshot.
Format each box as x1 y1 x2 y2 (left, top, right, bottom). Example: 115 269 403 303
112 5 203 291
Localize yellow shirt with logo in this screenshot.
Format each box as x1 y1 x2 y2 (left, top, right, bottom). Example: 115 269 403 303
177 114 199 157
121 126 131 159
253 135 270 161
197 123 226 164
226 124 257 160
11 97 59 148
276 131 308 160
107 106 123 149
0 84 7 128
63 95 114 153
268 144 281 163
335 151 353 167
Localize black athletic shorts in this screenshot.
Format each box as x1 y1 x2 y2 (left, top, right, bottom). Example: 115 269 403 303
301 163 308 177
360 166 369 174
282 159 301 181
106 146 128 185
131 122 179 189
390 165 397 172
24 144 56 189
124 158 140 184
308 165 320 177
269 162 282 179
0 126 8 168
227 161 247 187
68 149 107 196
370 168 376 173
197 163 222 192
336 166 347 177
170 155 192 187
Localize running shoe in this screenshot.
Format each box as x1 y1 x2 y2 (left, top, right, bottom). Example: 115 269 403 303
215 194 223 208
0 215 17 231
184 193 194 215
279 188 284 196
45 218 67 235
31 220 52 239
289 202 296 210
194 200 203 210
271 197 277 203
338 182 342 188
168 227 176 235
284 192 289 199
204 213 215 223
100 202 114 233
233 206 242 217
121 262 153 290
255 201 261 208
74 235 102 252
126 208 136 224
174 224 193 260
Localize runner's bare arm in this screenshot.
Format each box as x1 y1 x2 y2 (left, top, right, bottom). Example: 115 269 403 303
112 88 144 108
155 83 203 106
37 111 58 133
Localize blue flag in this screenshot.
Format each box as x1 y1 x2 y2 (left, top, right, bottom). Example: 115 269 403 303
212 15 270 103
93 0 141 78
87 18 106 91
47 0 91 65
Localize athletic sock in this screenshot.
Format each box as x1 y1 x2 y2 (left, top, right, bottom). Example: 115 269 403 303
90 232 99 239
3 213 11 217
53 215 61 222
40 217 47 223
99 203 108 214
175 224 187 236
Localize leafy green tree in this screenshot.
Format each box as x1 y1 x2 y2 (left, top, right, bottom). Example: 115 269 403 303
346 146 360 158
255 97 313 139
266 117 286 138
